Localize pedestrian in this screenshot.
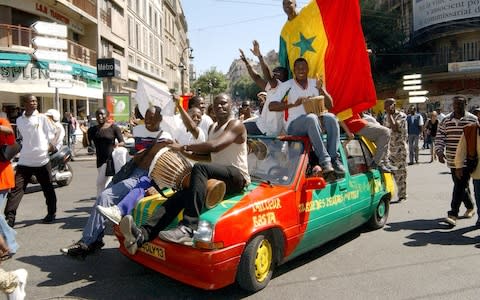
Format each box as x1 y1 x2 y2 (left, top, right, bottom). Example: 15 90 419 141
238 100 252 121
455 122 480 227
60 106 172 258
188 96 213 137
383 98 408 202
87 108 124 197
62 112 77 148
45 109 65 152
4 94 57 226
435 95 478 226
269 58 345 178
119 93 250 252
239 40 289 136
406 105 424 165
425 111 439 162
0 117 18 258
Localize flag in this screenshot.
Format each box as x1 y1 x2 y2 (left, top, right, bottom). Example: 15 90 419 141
279 0 376 120
136 76 175 117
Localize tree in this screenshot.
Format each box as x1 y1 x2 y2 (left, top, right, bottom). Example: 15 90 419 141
191 68 228 100
230 75 261 103
361 0 406 85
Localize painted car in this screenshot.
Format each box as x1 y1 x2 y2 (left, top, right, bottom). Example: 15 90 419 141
114 135 394 292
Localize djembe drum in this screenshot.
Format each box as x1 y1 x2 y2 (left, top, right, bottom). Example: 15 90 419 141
148 147 226 209
303 95 327 116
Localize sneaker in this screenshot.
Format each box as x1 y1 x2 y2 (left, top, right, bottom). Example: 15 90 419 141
397 197 407 203
119 215 143 255
332 159 346 177
6 214 15 228
370 162 394 173
42 214 56 224
59 239 103 258
9 268 28 300
321 162 334 175
463 209 475 218
60 240 90 257
445 215 457 226
158 225 194 245
96 205 122 225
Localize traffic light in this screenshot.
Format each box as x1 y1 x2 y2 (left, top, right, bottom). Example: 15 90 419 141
197 88 201 96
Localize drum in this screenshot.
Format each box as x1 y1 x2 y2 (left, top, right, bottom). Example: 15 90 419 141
303 96 327 116
149 147 192 190
205 179 226 209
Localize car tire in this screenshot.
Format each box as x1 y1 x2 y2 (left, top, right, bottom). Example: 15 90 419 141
236 234 275 292
57 163 73 187
368 196 389 229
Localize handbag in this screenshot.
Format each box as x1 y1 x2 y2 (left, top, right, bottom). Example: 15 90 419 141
0 142 22 161
105 157 116 176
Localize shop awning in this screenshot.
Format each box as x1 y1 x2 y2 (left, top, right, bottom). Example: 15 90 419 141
0 52 31 67
34 60 99 81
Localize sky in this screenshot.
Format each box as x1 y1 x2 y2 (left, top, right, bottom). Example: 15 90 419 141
182 0 309 75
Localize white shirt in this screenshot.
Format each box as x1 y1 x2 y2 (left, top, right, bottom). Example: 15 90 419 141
52 120 65 151
272 78 319 129
16 110 56 167
255 80 285 136
199 114 213 137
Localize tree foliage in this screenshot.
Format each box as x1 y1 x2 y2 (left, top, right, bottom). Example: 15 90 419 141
230 76 262 103
191 68 228 99
361 0 406 85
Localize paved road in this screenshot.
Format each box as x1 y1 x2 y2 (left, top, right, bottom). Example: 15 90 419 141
2 149 480 299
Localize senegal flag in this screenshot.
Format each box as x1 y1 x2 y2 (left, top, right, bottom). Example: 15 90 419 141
279 0 376 120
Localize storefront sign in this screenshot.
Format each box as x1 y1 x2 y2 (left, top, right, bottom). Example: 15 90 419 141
97 58 120 78
448 60 480 72
31 2 85 34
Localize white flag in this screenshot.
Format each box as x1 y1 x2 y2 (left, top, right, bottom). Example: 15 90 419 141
136 76 175 117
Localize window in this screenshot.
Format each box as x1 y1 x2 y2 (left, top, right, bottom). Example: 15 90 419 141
344 139 372 176
438 44 450 65
149 33 154 58
135 23 140 49
128 54 134 64
462 41 479 61
136 0 140 14
128 17 134 46
149 5 152 26
143 28 148 54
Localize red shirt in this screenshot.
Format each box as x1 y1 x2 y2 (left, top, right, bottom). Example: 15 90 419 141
0 118 15 191
344 113 368 133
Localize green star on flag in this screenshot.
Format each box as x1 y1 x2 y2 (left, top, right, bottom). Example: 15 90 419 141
293 32 316 57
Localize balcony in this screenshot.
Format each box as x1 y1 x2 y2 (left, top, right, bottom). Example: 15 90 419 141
0 24 97 67
70 0 97 18
100 9 112 27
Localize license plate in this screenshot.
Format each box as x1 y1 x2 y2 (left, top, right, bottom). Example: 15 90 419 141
139 242 165 260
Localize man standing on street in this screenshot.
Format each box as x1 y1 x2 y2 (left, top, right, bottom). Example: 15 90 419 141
406 105 424 165
5 94 57 226
435 95 477 226
384 98 408 202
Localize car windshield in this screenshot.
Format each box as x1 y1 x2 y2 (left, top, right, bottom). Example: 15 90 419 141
247 137 304 185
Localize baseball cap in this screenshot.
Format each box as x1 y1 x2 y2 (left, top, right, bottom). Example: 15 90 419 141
257 91 267 98
45 109 60 122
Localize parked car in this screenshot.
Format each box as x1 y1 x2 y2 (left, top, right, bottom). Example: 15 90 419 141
115 135 395 292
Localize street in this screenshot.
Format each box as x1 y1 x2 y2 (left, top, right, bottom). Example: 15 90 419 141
2 148 480 300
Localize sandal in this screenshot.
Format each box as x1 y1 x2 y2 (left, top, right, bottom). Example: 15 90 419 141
0 253 12 261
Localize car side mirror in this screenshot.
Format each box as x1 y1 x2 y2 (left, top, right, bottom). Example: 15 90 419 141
304 177 327 190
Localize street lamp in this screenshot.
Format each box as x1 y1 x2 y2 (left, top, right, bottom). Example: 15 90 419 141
178 47 194 95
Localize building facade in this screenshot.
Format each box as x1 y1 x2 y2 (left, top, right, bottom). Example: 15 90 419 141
378 0 480 112
0 0 191 123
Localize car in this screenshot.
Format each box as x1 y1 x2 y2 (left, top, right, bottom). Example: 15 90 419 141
114 135 395 292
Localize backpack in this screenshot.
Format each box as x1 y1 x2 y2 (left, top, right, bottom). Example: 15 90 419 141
463 123 479 173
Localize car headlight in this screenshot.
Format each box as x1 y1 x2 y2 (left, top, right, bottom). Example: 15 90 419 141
193 220 213 242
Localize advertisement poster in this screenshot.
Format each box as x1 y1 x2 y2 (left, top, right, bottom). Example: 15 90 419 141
105 93 130 122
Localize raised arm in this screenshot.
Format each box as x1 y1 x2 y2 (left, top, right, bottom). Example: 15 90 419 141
173 95 200 139
239 49 266 90
316 77 333 110
251 40 277 89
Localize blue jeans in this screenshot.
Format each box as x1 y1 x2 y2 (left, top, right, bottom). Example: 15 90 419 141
288 113 339 166
0 190 18 254
81 167 148 245
117 176 152 216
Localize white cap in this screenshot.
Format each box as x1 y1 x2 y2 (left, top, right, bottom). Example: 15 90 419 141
45 109 60 122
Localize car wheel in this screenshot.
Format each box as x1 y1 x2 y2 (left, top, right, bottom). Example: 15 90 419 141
236 234 275 292
368 196 389 229
57 163 73 187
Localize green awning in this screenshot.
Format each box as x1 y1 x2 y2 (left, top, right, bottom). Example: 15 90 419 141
0 52 31 67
